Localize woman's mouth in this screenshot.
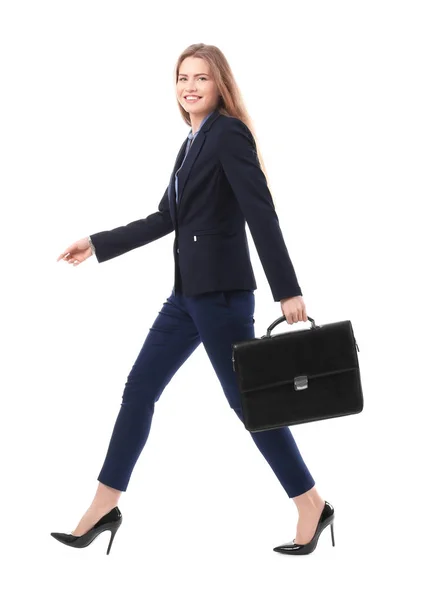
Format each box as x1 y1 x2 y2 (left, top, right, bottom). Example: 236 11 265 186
184 96 202 103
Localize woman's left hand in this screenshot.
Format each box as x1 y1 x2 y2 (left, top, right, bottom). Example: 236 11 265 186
280 295 307 324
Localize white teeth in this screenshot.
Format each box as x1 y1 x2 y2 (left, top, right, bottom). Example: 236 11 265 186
186 96 200 100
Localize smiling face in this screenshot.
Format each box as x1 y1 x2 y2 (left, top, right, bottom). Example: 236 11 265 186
177 56 220 123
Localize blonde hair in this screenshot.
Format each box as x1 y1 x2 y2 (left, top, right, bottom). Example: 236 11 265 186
174 43 275 206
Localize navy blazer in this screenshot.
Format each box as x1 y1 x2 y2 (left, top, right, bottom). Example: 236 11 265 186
89 108 302 302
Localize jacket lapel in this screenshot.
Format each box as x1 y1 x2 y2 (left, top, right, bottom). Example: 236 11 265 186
174 130 207 215
168 139 187 225
168 109 222 222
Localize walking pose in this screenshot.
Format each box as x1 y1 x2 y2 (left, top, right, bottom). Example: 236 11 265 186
53 43 335 556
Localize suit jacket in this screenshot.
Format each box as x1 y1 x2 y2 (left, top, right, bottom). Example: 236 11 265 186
89 108 302 302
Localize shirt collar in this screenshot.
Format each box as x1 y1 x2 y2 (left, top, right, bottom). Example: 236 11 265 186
188 111 214 140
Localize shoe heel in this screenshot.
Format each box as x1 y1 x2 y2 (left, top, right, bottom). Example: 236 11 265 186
330 522 335 547
106 525 120 555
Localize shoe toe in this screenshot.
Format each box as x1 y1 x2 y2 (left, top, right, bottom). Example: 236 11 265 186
50 532 78 544
273 539 305 553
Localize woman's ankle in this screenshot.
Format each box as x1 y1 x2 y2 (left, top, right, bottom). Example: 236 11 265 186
90 482 122 510
292 485 325 515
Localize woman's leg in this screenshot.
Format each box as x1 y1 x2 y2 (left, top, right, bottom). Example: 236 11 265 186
290 485 325 544
72 290 201 535
185 290 323 543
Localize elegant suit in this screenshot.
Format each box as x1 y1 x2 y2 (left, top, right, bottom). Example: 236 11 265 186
93 109 314 498
89 108 302 302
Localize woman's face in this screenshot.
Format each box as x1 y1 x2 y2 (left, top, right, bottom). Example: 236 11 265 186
177 56 220 119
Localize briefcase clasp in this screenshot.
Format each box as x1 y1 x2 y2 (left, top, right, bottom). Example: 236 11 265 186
294 375 308 391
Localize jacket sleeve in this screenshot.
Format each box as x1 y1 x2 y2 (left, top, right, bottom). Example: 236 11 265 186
89 185 174 263
219 117 302 302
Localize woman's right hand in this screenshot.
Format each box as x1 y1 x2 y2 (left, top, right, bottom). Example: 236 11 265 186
57 237 93 266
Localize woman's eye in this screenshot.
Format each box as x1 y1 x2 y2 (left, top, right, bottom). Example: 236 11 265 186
179 77 207 81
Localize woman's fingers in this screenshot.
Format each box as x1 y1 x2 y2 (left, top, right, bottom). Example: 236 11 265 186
58 240 91 263
281 296 308 324
58 252 78 264
57 248 85 263
57 245 75 261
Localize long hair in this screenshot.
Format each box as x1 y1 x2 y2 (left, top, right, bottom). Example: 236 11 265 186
174 43 275 205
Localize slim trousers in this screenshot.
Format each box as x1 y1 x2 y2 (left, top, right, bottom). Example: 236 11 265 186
97 287 315 498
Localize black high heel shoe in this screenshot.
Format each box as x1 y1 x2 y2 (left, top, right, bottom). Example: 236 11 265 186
273 500 335 555
51 506 122 555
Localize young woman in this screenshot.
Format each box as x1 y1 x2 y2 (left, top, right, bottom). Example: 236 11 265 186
53 43 335 556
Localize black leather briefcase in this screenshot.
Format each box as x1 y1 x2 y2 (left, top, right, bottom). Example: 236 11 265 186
231 315 364 432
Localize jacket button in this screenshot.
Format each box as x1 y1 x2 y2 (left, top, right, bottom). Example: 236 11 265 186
177 248 179 253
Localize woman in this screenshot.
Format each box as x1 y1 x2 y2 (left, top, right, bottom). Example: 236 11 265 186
52 43 335 556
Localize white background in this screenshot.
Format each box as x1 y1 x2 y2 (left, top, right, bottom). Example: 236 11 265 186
1 0 423 597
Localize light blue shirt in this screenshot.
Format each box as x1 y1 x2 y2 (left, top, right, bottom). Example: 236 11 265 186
175 111 214 205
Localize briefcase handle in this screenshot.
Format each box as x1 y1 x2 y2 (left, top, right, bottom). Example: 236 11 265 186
263 315 318 338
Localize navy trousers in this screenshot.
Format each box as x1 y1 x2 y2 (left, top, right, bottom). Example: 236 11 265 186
97 287 315 498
